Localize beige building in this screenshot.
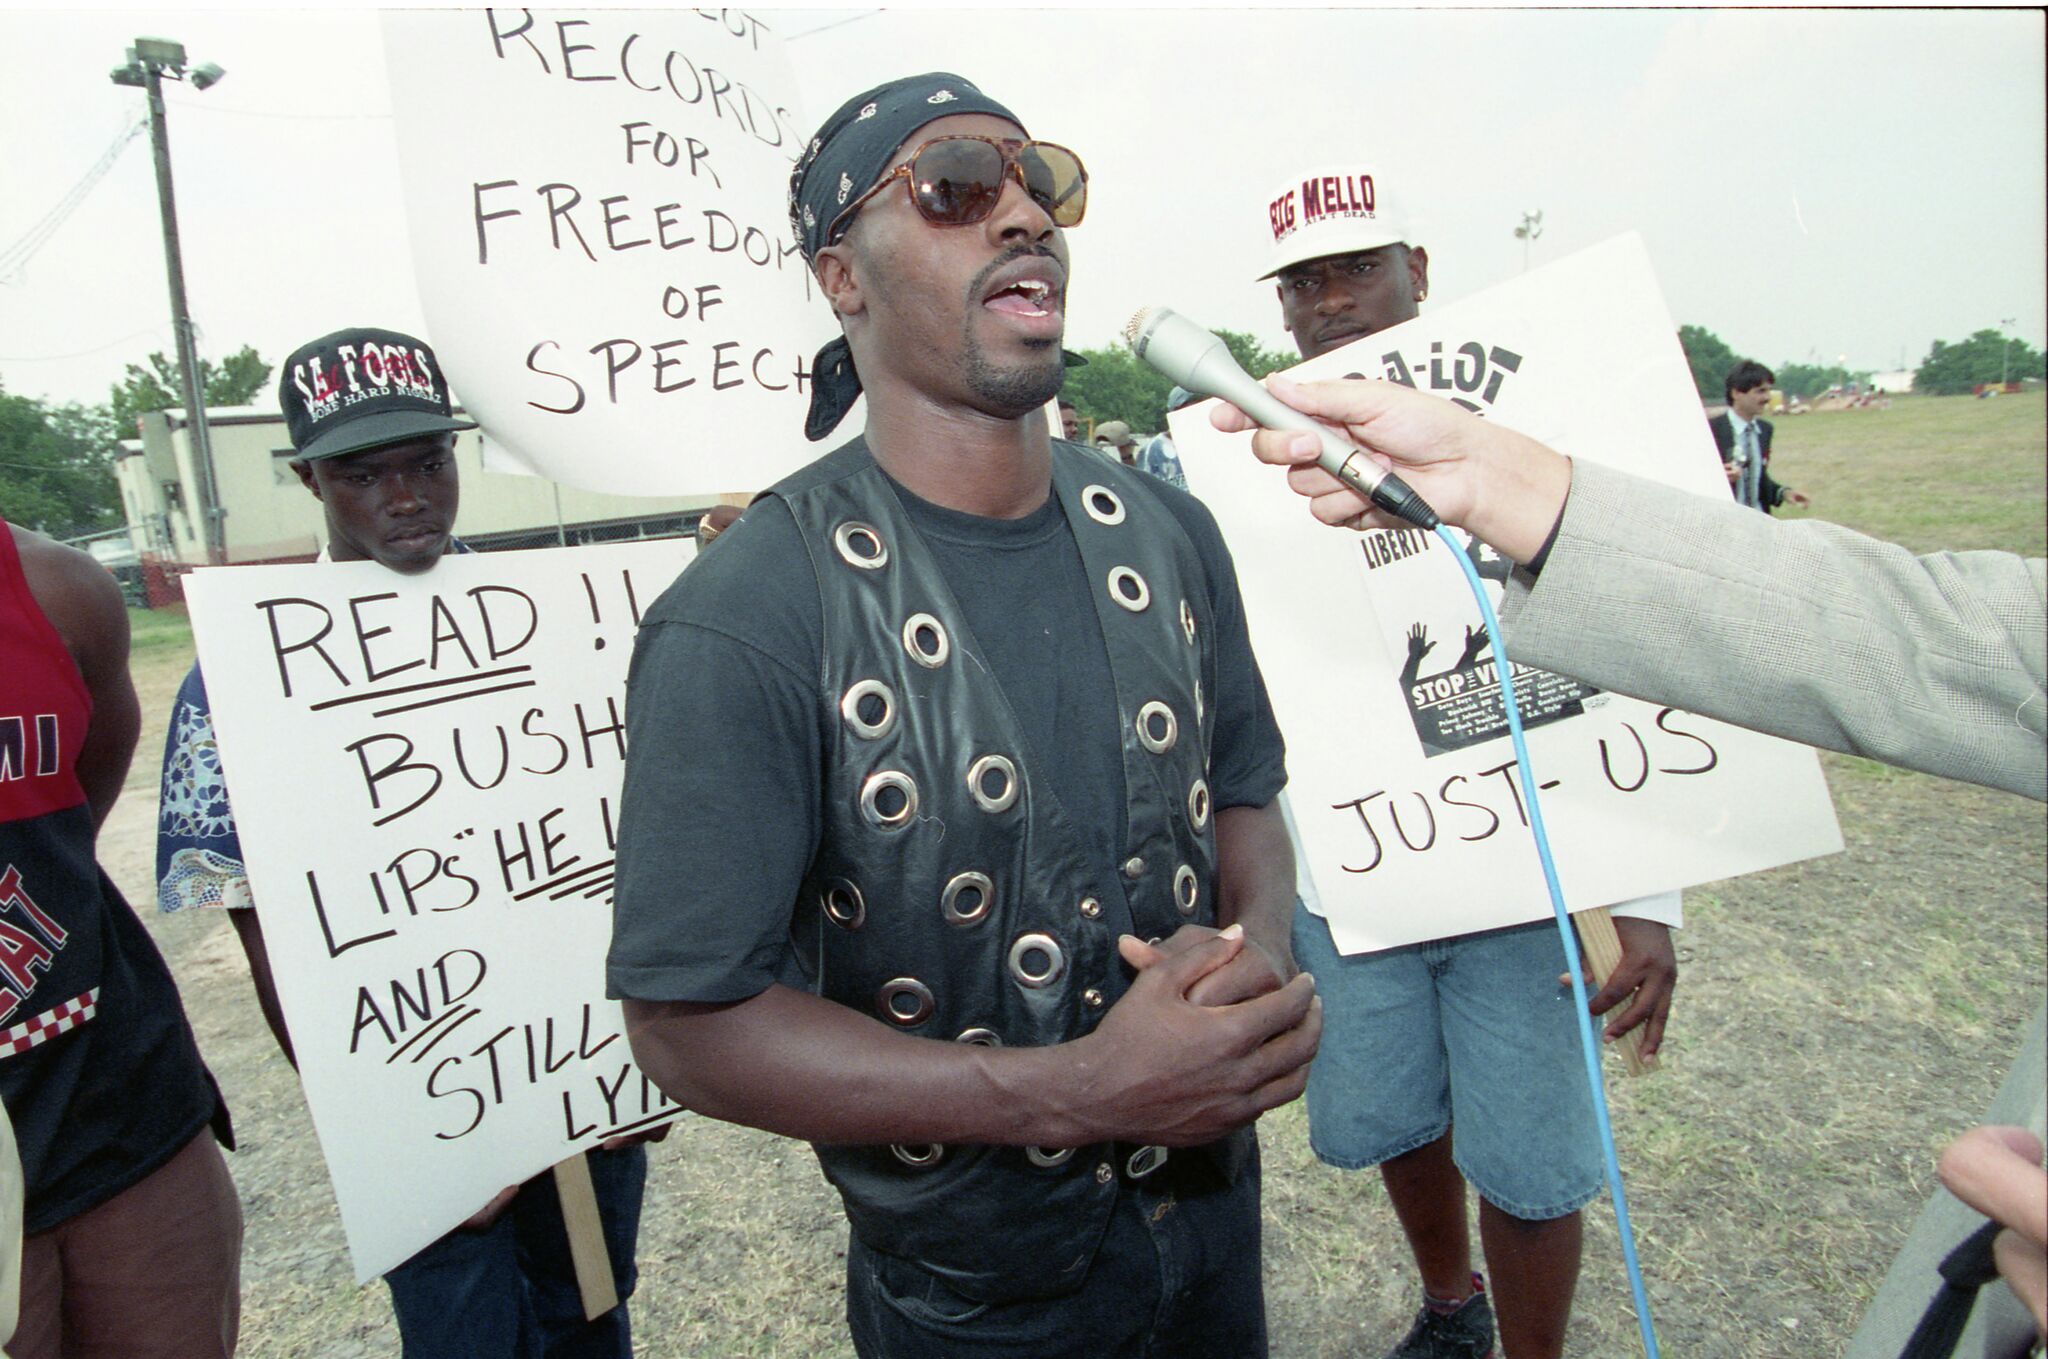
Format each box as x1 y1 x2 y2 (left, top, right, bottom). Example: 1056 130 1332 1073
118 405 739 602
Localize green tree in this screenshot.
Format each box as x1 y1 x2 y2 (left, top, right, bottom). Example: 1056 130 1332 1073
1063 329 1294 435
1913 329 2046 396
0 382 123 538
107 344 272 435
1677 325 1739 403
1218 330 1297 383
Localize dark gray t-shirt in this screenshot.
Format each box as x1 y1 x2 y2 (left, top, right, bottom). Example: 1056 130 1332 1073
606 462 1286 1003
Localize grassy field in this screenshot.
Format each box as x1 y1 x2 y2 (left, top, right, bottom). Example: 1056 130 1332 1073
1767 391 2047 555
117 392 2045 1358
128 601 195 655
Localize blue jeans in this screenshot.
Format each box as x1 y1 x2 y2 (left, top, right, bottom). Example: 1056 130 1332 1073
383 1144 647 1359
1293 904 1602 1220
846 1140 1266 1359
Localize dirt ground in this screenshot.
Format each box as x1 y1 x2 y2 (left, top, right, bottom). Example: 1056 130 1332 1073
115 631 2045 1358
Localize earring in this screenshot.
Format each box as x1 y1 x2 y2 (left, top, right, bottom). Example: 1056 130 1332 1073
1415 289 1427 302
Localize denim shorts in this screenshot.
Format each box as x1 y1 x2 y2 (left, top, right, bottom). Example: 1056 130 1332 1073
1291 903 1602 1221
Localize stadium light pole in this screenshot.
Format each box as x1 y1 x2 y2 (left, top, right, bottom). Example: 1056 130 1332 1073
111 37 227 563
1514 209 1544 272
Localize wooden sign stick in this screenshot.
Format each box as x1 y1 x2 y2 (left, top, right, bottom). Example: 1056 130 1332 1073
552 1153 618 1322
1574 906 1655 1076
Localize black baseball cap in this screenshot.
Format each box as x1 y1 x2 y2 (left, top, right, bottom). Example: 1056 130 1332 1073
278 327 477 461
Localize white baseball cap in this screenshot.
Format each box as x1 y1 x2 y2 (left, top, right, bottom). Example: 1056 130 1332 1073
1258 166 1413 280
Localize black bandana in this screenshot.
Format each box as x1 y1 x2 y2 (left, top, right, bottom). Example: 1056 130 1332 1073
788 73 1082 441
789 73 1025 264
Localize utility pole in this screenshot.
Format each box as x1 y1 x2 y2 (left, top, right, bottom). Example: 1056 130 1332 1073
112 37 226 563
2001 317 2018 387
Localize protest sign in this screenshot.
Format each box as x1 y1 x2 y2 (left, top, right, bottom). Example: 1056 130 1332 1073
381 10 836 495
1173 233 1843 954
185 540 691 1281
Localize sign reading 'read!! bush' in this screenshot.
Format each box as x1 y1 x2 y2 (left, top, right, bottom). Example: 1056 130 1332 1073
186 540 691 1281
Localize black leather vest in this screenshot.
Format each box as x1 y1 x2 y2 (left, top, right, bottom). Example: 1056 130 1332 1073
764 437 1223 1301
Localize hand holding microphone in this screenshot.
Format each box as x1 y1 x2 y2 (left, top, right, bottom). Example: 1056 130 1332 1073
1215 375 1573 565
1124 307 1442 530
1122 306 1573 564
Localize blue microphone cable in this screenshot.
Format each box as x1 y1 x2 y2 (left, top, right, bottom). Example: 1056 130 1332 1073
1117 301 1659 1350
1437 524 1662 1359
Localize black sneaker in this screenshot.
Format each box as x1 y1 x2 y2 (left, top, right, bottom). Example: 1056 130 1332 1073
1382 1284 1497 1359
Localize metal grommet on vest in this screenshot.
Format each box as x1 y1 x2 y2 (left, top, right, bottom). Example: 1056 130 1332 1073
1026 1145 1076 1168
1080 484 1126 526
902 612 951 669
1180 597 1197 645
1078 896 1102 920
1188 779 1211 831
833 521 889 569
1008 932 1066 989
820 877 866 930
840 679 897 741
1094 1161 1114 1185
877 977 935 1027
1173 864 1199 917
955 1026 1002 1046
1126 1145 1169 1179
1136 701 1178 755
860 770 919 831
1107 566 1150 613
892 1143 945 1168
1083 987 1104 1008
941 871 995 926
966 754 1019 813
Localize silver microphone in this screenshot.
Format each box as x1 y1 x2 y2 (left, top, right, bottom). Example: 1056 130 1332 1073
1123 305 1440 530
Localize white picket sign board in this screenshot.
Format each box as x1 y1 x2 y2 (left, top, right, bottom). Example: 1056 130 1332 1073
185 540 692 1280
1171 233 1844 954
381 9 837 495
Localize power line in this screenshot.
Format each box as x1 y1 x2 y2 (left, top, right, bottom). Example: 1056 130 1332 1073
175 102 392 122
0 116 148 283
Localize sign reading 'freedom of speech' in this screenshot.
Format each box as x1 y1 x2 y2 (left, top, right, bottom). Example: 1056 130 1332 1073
1174 234 1844 954
186 541 692 1281
381 9 837 495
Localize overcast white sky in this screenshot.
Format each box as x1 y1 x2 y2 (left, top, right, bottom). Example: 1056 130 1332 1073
2 5 2042 410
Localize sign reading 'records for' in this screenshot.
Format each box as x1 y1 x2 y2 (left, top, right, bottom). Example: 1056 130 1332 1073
381 9 838 496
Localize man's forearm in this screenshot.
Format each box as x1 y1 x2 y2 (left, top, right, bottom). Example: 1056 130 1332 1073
623 932 1322 1152
229 907 297 1068
1213 801 1297 977
626 985 1092 1148
1464 435 1574 565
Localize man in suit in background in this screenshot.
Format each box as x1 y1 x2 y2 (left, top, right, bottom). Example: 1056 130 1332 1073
1710 361 1811 514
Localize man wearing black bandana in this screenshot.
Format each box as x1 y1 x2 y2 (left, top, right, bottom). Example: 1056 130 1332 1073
609 73 1319 1357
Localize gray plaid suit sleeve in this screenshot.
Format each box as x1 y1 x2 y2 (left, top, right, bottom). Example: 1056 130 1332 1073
1499 460 2047 801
